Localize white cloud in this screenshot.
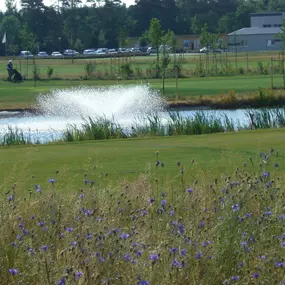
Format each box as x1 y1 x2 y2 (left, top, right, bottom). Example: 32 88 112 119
0 0 135 12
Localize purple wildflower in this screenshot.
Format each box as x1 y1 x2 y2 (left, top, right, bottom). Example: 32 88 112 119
8 195 14 202
149 197 155 204
148 253 159 262
241 241 247 247
195 252 202 259
65 227 73 233
199 222 205 228
87 233 92 240
48 178 56 184
252 272 259 278
262 172 270 178
172 259 182 267
170 247 178 254
57 278 66 285
187 188 193 193
138 281 149 285
40 245 48 251
124 254 132 262
180 248 187 257
140 210 148 216
231 276 240 281
120 233 130 239
264 211 272 216
178 223 185 234
169 210 175 216
38 221 45 227
136 250 143 257
160 199 167 207
70 241 77 246
75 271 83 280
281 242 285 247
232 204 239 212
78 193 84 199
8 269 18 275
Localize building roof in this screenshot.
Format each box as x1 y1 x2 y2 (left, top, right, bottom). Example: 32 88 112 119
228 27 282 36
250 12 283 17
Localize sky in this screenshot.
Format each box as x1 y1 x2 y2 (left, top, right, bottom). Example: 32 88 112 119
0 0 135 12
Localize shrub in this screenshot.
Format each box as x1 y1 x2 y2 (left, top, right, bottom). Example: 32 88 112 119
32 64 40 80
84 62 96 78
46 66 54 79
257 61 269 75
119 62 133 79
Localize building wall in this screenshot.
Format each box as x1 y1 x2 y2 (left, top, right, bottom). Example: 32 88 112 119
250 13 284 28
228 34 283 52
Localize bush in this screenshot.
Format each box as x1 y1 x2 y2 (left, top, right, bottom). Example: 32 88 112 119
119 62 133 79
84 62 96 78
32 64 40 80
257 61 269 75
46 66 54 79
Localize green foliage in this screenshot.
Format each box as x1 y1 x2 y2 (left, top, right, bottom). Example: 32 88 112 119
84 61 96 78
147 18 163 67
74 38 84 53
46 66 54 79
119 61 133 78
32 64 40 80
139 31 148 47
257 61 269 75
0 126 31 145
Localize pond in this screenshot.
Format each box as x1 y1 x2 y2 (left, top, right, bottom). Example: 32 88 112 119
0 85 280 143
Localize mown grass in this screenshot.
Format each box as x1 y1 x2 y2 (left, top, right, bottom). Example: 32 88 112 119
1 128 285 189
0 129 285 284
0 75 281 110
0 51 281 79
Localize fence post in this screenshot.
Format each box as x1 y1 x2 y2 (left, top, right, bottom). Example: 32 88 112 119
175 66 178 102
270 57 273 90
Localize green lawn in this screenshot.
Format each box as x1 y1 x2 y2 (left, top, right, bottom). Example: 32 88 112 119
1 129 284 192
0 75 279 109
0 51 281 79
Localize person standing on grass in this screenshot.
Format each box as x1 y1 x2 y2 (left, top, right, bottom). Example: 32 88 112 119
6 60 13 81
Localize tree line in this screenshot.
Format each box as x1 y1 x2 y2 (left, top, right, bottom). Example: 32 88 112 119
1 0 285 56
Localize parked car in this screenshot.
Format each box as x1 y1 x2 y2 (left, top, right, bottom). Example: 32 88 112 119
20 51 33 59
83 49 97 56
199 46 211 53
38 51 49 58
64 49 79 56
147 47 157 54
118 48 129 54
51 51 63 58
107 49 118 55
94 49 107 55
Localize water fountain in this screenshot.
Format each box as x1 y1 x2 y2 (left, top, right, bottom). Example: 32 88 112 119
0 85 167 142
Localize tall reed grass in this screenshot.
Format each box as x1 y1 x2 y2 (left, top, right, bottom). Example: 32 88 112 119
0 126 32 146
2 108 285 145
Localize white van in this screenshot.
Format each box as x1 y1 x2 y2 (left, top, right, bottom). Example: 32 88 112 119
20 51 34 59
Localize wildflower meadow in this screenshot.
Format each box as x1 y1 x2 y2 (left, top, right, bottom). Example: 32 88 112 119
0 144 284 285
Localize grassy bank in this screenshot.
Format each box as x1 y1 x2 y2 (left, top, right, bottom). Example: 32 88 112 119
0 75 283 110
1 128 285 188
1 129 285 284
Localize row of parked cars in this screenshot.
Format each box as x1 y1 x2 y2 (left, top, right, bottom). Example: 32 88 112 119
20 49 80 59
19 46 170 59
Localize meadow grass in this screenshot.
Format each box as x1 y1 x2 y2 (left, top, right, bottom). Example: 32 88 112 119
0 129 285 284
0 75 281 110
